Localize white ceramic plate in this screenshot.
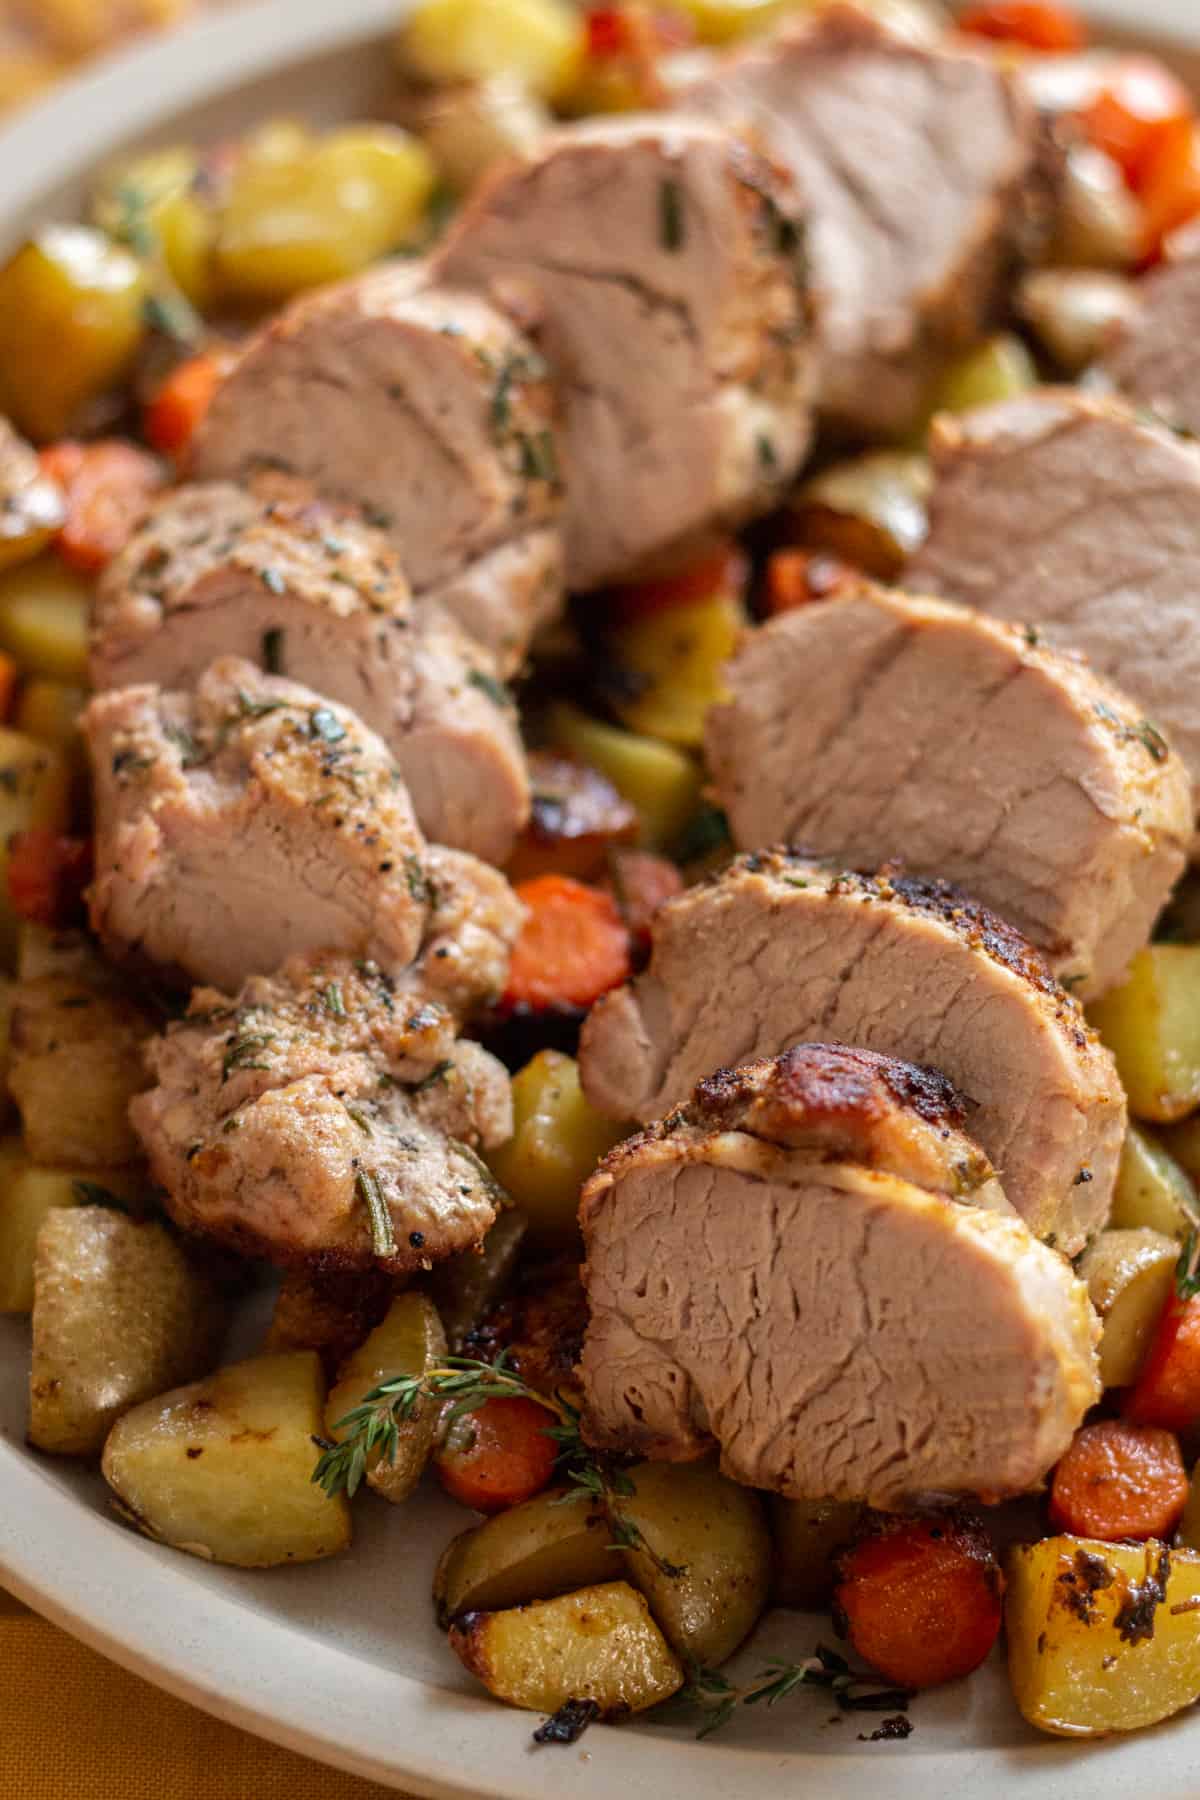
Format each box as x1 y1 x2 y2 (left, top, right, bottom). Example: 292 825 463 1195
2 5 1199 1794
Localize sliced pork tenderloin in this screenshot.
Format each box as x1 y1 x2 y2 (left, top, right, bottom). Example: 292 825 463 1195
1103 221 1200 435
579 1043 1100 1506
190 265 563 676
91 479 529 865
706 579 1191 998
579 852 1124 1254
910 388 1200 828
435 115 813 590
83 656 523 998
677 4 1036 437
131 952 511 1273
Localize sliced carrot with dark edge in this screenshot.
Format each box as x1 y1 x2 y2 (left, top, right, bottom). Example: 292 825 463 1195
434 1395 559 1514
144 349 229 458
1049 1418 1188 1541
504 874 633 1013
6 828 92 928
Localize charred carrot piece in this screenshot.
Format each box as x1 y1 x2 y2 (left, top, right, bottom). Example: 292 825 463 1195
143 349 229 459
1049 1418 1188 1541
434 1395 559 1514
39 438 166 573
1124 1282 1200 1433
504 874 633 1013
764 548 857 616
6 828 92 928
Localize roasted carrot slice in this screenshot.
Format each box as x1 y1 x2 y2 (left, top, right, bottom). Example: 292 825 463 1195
434 1395 559 1514
958 1 1086 51
1078 58 1195 195
1049 1418 1188 1541
833 1513 1004 1690
39 438 166 573
608 540 746 624
1124 1282 1200 1433
764 548 857 616
6 828 92 928
143 349 229 459
504 874 633 1013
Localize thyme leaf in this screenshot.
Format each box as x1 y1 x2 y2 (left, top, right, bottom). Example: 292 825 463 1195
672 1646 912 1739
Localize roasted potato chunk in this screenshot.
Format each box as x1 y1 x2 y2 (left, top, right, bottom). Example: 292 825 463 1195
547 704 701 852
786 451 931 581
29 1206 225 1455
930 332 1036 418
1006 1535 1200 1736
1077 1229 1179 1388
9 973 155 1167
324 1291 447 1504
102 1351 351 1567
487 1052 626 1247
415 77 551 194
448 1580 683 1716
434 1485 614 1623
0 1153 148 1312
770 1495 863 1610
397 0 584 102
427 1209 527 1353
1109 1124 1196 1239
610 594 744 751
0 554 90 683
1090 946 1200 1123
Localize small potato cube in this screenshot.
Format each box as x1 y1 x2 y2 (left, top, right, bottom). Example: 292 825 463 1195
9 973 155 1168
102 1351 351 1567
611 594 743 750
324 1291 447 1504
428 1209 527 1352
1078 1229 1180 1388
29 1206 225 1455
787 450 932 581
487 1052 626 1247
434 1485 614 1622
1109 1124 1197 1238
397 0 585 103
770 1495 863 1610
0 1151 147 1312
448 1580 683 1716
1090 947 1200 1122
547 704 701 851
1006 1535 1200 1736
0 557 90 683
617 1459 771 1666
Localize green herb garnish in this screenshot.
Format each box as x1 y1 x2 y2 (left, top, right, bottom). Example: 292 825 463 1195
673 1646 911 1739
466 668 513 708
355 1166 396 1260
309 708 347 744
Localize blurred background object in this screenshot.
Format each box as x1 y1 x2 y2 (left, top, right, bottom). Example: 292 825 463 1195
0 0 219 115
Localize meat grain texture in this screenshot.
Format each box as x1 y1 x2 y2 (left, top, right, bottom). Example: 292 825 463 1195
83 656 523 997
706 578 1190 997
678 4 1036 436
910 388 1200 832
580 1044 1100 1505
579 852 1124 1255
132 953 512 1273
1103 220 1200 437
92 478 529 864
435 114 813 590
190 265 564 675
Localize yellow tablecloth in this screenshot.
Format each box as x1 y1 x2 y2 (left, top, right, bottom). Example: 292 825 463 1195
0 1587 412 1799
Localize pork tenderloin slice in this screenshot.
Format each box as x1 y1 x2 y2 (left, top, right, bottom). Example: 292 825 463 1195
435 114 813 591
578 852 1124 1253
677 4 1036 437
910 387 1200 832
189 264 564 676
706 578 1191 998
130 952 511 1273
91 480 530 865
1103 223 1200 437
579 1044 1100 1505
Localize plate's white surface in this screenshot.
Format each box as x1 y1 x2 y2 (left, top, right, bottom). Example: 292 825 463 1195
2 3 1200 1794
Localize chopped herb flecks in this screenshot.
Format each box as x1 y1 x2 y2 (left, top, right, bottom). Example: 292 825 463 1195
309 708 347 745
322 982 346 1017
467 668 513 708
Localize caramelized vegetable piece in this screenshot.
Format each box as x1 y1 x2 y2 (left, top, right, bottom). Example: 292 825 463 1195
1140 124 1200 260
1006 1535 1200 1736
0 421 64 574
1079 57 1195 196
0 227 146 442
39 438 166 573
1049 1419 1188 1541
504 875 632 1013
448 1580 683 1716
786 451 932 581
487 1050 625 1246
0 728 73 958
1089 946 1200 1122
434 1394 559 1513
546 704 701 851
1123 1285 1200 1433
1016 269 1137 376
833 1513 1004 1690
507 751 638 885
6 829 91 929
0 555 91 682
1109 1124 1197 1237
434 1485 613 1622
143 350 228 458
608 540 745 624
1050 143 1142 269
415 77 551 194
1078 1229 1180 1387
14 680 87 752
397 0 585 102
771 1495 862 1610
764 548 858 617
8 973 154 1168
958 1 1086 49
930 333 1037 418
610 592 743 750
428 1209 528 1353
324 1291 447 1504
673 0 797 44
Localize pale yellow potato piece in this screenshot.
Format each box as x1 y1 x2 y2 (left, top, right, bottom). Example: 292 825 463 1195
428 1209 527 1353
417 78 551 194
434 1486 614 1623
324 1291 447 1504
1089 946 1200 1123
1006 1535 1200 1737
0 554 91 681
14 679 87 753
770 1495 863 1610
449 1580 683 1716
547 704 701 851
9 972 154 1167
29 1206 225 1455
487 1052 625 1247
0 1153 147 1312
615 1458 770 1666
102 1351 351 1568
612 594 744 751
397 0 584 102
1109 1124 1197 1238
788 450 931 581
931 332 1037 418
1078 1229 1179 1388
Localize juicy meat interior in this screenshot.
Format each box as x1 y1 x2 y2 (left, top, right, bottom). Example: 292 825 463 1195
1103 221 1200 440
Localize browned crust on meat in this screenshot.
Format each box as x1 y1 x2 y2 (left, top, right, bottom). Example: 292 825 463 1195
693 1043 970 1134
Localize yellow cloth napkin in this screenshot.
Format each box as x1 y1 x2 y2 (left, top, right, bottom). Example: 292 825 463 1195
0 1589 410 1799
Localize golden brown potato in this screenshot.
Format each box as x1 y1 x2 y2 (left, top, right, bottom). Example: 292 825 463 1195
29 1206 225 1456
507 751 638 886
770 1495 863 1610
486 1052 626 1247
434 1486 613 1624
9 972 155 1167
448 1580 683 1717
616 1459 771 1666
786 451 932 581
1089 946 1200 1123
1006 1535 1200 1736
324 1291 447 1504
0 1153 149 1312
1109 1124 1197 1239
102 1351 352 1568
427 1209 527 1353
546 704 701 852
1077 1229 1179 1388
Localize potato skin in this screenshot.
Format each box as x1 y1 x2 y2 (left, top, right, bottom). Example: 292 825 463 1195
428 1209 527 1353
324 1290 447 1504
448 1580 683 1716
1077 1229 1179 1388
770 1495 862 1610
29 1206 225 1455
434 1486 614 1624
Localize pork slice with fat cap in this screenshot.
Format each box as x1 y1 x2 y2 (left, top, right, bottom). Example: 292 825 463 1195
91 478 529 865
578 852 1124 1254
706 578 1190 998
434 114 813 591
189 264 564 677
579 1042 1100 1506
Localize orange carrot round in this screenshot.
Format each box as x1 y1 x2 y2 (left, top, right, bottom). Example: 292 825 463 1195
764 549 857 616
434 1395 559 1514
143 349 228 459
609 540 746 624
1078 58 1195 196
39 438 166 573
957 1 1086 51
833 1513 1004 1690
1124 1288 1200 1433
504 874 633 1013
6 829 92 928
1049 1418 1188 1541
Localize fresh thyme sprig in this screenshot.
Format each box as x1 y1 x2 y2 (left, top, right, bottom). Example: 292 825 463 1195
672 1646 912 1739
310 1351 685 1578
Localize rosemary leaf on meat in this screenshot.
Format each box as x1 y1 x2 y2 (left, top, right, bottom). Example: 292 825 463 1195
672 1646 913 1739
261 627 285 674
466 668 513 709
322 981 346 1017
221 1031 275 1080
411 1059 454 1093
355 1166 396 1260
659 177 685 251
309 706 347 745
260 566 286 596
